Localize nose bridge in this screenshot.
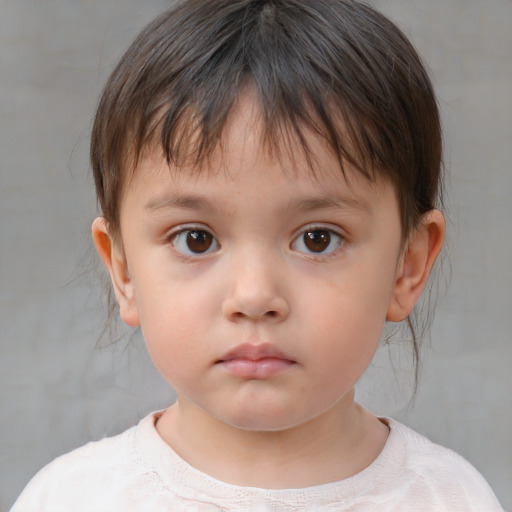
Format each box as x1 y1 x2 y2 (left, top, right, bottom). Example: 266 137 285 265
222 243 289 322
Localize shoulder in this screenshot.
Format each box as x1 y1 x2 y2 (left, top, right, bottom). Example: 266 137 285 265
385 419 504 511
11 413 163 512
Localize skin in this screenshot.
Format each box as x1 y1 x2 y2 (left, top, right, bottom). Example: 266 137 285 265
93 93 445 489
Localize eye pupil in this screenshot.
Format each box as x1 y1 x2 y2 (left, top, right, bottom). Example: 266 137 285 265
186 230 213 253
304 230 331 252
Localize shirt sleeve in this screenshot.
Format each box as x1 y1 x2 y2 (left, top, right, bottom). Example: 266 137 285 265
10 462 55 512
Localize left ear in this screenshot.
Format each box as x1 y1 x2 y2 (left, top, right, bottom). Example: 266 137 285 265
386 209 445 322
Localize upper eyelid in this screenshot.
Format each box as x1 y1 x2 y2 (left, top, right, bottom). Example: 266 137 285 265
165 223 216 238
166 223 345 238
292 223 345 238
166 224 220 247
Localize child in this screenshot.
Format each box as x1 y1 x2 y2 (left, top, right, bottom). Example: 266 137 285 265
12 0 504 510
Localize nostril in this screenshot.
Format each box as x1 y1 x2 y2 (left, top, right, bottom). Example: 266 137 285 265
222 295 290 322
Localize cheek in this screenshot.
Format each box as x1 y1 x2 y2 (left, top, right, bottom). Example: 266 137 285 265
304 266 393 333
134 281 211 379
303 303 383 408
138 268 230 388
141 316 206 393
298 267 393 375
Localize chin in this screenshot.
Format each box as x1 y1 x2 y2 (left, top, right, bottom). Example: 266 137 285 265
220 405 313 433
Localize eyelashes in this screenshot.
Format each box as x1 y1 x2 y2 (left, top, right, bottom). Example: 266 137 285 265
168 225 344 258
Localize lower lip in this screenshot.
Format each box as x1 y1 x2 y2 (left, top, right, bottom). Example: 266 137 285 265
220 358 295 379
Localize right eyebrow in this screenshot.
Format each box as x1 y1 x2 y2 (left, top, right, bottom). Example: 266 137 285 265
144 194 215 213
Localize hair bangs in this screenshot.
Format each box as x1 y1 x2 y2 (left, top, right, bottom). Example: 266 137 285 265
92 0 441 236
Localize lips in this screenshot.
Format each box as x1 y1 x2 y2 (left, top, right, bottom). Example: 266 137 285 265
216 343 296 379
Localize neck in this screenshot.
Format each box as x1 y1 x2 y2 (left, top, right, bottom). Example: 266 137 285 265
156 391 389 489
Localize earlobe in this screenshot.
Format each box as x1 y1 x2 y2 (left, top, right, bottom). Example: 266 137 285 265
386 210 445 322
91 217 140 327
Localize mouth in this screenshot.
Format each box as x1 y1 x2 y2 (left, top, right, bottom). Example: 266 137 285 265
216 343 296 379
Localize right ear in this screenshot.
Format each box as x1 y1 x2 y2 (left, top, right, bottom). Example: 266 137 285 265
91 217 140 327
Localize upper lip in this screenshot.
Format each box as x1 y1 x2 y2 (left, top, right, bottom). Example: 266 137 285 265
217 343 295 363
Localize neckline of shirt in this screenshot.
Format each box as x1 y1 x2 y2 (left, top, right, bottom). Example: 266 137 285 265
132 411 408 507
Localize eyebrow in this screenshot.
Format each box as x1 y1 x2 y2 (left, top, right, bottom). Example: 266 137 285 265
144 191 372 215
144 194 214 212
289 193 372 214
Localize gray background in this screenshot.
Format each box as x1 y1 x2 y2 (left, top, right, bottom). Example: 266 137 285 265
1 0 511 510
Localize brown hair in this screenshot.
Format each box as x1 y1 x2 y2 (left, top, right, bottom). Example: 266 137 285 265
91 0 442 235
91 0 443 375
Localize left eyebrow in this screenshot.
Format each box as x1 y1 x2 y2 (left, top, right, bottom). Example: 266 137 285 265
288 193 372 214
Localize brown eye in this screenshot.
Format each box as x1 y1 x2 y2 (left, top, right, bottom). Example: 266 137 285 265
292 228 343 255
304 230 331 252
172 229 219 256
187 230 213 253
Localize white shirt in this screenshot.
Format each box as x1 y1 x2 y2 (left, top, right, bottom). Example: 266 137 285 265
12 411 504 511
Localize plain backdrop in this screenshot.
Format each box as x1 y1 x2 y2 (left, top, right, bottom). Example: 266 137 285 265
1 0 511 510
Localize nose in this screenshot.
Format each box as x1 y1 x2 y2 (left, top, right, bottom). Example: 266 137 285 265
221 252 290 323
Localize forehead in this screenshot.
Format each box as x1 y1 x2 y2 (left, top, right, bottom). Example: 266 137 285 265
127 90 384 200
120 104 399 229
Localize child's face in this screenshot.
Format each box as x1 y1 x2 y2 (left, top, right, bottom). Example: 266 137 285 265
105 96 409 432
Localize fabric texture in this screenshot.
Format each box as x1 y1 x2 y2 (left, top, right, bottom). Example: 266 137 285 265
12 411 504 511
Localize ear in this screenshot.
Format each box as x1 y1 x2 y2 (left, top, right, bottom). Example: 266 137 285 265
386 209 445 322
91 217 140 327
